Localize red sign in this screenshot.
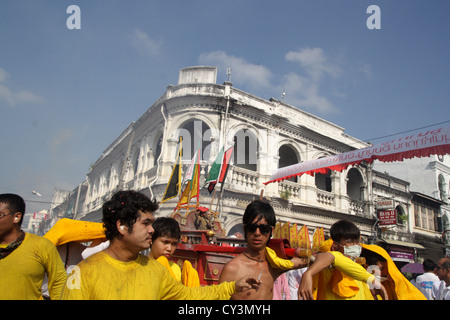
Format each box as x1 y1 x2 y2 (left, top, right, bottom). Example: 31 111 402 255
33 212 47 220
379 209 397 225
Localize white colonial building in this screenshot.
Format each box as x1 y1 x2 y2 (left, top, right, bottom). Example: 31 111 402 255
41 66 448 263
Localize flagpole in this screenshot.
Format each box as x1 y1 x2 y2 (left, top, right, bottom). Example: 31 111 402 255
215 147 233 216
209 187 217 209
161 136 182 204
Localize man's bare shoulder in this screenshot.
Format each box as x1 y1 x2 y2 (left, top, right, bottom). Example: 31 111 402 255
223 254 245 271
219 254 246 282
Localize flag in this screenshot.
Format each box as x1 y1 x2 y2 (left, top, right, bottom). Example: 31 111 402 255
297 225 311 250
178 149 201 206
161 138 182 203
289 223 298 248
207 146 233 193
312 227 325 253
182 149 199 186
218 147 233 191
205 147 224 193
273 222 281 239
280 222 290 241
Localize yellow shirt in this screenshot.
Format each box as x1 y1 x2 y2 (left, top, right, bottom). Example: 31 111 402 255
0 233 67 300
315 251 375 300
156 256 182 282
62 251 236 300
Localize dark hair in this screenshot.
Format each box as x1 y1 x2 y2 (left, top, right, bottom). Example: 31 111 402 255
243 200 276 239
330 220 360 243
364 250 387 266
423 259 437 272
0 193 26 225
102 190 158 241
152 217 181 242
440 257 450 269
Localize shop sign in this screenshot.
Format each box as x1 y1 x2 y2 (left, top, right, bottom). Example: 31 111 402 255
388 245 415 263
389 250 414 263
379 209 397 225
376 199 394 210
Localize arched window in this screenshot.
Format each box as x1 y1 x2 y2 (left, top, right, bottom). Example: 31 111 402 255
396 205 406 225
347 168 363 201
233 129 258 171
132 147 140 175
178 120 211 161
227 223 244 238
278 145 299 182
315 171 332 192
153 136 162 166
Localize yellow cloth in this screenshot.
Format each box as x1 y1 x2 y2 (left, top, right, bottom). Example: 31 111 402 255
156 256 182 282
265 246 294 270
0 233 67 300
62 251 236 300
313 251 375 300
182 260 200 287
43 218 106 247
361 244 426 300
319 239 333 253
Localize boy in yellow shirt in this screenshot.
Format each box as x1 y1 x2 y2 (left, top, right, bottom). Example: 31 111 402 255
298 220 384 300
62 190 260 299
0 193 67 300
150 217 182 281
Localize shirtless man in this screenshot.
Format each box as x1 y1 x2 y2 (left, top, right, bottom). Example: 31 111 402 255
219 200 308 299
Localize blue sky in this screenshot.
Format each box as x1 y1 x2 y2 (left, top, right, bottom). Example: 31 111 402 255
1 0 449 213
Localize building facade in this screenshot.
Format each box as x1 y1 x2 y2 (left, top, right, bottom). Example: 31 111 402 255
42 66 448 265
375 156 450 261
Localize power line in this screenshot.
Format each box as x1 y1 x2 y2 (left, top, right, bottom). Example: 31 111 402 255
363 120 450 143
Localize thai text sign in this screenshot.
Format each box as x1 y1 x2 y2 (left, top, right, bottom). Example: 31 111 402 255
265 125 450 185
379 209 397 225
376 200 394 210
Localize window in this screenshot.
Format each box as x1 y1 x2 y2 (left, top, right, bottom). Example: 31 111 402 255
233 129 258 171
421 206 428 229
178 120 211 161
315 171 332 192
414 204 421 228
153 136 162 166
132 148 140 175
347 168 363 201
278 145 300 182
413 197 441 231
396 205 407 225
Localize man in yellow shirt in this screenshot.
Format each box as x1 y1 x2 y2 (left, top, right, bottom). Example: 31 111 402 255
298 220 384 300
62 190 260 299
0 193 67 300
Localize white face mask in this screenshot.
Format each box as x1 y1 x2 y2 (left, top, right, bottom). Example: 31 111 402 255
343 244 362 258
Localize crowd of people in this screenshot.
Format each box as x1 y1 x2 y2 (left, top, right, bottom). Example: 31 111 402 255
0 191 449 300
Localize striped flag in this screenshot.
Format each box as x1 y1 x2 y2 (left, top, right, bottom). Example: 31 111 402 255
161 138 182 203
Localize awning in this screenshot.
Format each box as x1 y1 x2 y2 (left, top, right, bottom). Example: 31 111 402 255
376 239 425 250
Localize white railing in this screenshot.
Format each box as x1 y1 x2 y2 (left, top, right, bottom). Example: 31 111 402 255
316 189 335 206
278 180 301 202
229 166 259 192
